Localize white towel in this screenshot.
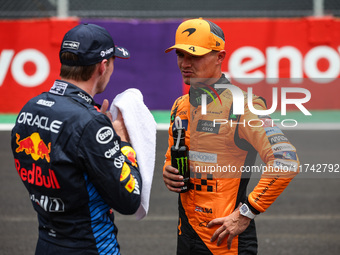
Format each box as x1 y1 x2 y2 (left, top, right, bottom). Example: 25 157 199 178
110 88 156 220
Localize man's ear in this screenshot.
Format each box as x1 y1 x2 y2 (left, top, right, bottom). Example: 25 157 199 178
98 59 108 75
217 50 226 64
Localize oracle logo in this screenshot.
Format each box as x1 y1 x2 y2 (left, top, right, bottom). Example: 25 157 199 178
228 46 340 84
0 49 50 87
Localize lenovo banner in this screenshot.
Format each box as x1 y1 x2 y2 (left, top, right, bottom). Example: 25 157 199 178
183 17 340 110
1 17 340 113
0 18 79 113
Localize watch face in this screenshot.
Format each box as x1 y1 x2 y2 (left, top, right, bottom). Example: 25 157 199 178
240 204 248 214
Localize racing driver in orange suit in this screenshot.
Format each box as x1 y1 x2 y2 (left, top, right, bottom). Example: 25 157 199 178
163 18 299 254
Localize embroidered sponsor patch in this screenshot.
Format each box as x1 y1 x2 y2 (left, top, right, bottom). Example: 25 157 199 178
96 126 114 144
196 120 220 134
271 143 296 153
121 146 137 167
114 154 125 168
189 151 217 163
265 126 283 136
100 47 114 57
268 134 289 145
125 174 136 193
132 175 140 195
120 163 131 181
274 151 297 160
104 140 120 159
273 159 298 172
49 81 68 95
36 99 55 107
77 92 92 104
62 41 80 50
195 206 212 214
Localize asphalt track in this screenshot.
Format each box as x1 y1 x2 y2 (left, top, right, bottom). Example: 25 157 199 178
1 129 340 255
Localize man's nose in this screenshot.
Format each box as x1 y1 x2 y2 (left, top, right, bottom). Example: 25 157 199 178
181 55 192 67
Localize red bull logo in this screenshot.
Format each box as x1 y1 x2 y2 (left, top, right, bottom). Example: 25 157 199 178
127 151 137 167
15 159 60 189
121 146 138 167
16 133 51 162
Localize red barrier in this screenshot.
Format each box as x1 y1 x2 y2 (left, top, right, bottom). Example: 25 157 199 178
1 17 340 113
0 18 79 113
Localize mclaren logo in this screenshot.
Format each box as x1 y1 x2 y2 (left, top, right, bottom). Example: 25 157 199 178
182 28 196 36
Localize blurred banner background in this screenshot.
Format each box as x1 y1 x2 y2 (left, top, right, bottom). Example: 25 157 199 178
1 0 340 122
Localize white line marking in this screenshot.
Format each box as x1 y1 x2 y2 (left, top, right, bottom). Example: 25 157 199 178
0 124 14 131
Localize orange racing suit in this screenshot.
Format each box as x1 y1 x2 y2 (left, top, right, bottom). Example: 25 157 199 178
164 75 299 254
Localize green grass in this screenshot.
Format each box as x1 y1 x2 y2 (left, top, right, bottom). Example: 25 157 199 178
0 114 17 123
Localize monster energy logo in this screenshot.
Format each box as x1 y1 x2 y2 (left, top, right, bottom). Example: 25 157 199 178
176 156 188 175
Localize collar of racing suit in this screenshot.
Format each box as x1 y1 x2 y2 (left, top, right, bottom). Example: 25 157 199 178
49 80 102 109
189 74 231 107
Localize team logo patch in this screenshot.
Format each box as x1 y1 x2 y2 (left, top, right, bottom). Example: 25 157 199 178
182 28 196 36
120 163 131 181
121 146 138 167
16 133 51 162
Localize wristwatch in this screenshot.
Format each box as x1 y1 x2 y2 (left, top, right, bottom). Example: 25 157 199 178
239 203 256 219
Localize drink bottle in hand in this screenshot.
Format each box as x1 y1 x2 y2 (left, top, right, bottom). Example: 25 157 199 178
171 116 190 192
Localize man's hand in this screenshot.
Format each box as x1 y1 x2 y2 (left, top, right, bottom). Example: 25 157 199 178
112 110 130 143
163 165 184 193
100 99 113 121
207 204 251 249
100 99 130 143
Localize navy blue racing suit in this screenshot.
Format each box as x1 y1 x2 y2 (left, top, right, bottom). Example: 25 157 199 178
11 80 142 255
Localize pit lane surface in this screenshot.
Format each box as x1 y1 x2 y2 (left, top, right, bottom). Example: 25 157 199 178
1 130 340 255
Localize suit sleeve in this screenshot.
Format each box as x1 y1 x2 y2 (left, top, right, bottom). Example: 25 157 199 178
78 115 142 215
238 97 299 214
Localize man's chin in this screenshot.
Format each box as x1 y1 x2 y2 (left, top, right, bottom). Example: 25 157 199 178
182 77 191 85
